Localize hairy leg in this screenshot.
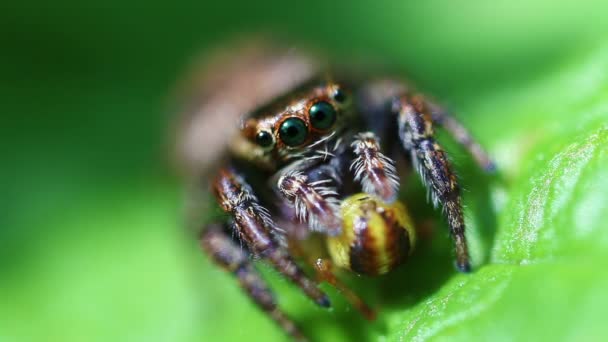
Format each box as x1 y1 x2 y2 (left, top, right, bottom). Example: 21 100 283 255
394 95 471 272
274 141 349 236
355 78 493 272
201 225 307 341
277 170 342 235
350 132 400 203
213 167 330 305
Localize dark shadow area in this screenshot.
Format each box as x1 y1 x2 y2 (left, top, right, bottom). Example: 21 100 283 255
460 159 502 265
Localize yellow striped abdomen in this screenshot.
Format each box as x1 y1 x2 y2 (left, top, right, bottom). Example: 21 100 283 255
326 193 416 276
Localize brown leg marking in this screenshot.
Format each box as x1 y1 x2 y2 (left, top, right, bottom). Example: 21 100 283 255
395 96 471 272
214 167 330 306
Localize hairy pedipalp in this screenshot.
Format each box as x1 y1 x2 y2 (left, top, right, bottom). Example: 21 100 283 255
278 170 342 235
350 132 400 203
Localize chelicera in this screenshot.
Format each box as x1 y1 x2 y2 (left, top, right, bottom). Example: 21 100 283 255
175 41 495 341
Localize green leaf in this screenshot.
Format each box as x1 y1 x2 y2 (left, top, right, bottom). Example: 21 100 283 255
1 2 608 342
189 46 608 342
381 47 608 341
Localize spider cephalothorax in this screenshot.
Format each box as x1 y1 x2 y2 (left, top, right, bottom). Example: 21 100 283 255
176 41 495 341
231 79 353 170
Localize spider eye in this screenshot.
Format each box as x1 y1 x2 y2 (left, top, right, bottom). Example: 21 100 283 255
279 118 308 147
255 130 274 148
332 88 347 103
309 101 337 130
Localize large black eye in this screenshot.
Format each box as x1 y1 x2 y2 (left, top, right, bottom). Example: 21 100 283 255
255 130 274 148
309 101 337 130
332 88 347 103
279 118 308 147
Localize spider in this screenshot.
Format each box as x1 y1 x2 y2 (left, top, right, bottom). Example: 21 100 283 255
174 40 495 341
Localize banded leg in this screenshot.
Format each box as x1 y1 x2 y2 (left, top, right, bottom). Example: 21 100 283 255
350 132 400 203
214 167 330 306
395 96 471 272
201 226 307 342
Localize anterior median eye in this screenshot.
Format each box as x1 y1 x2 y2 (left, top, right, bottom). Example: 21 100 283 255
309 101 337 130
279 117 308 147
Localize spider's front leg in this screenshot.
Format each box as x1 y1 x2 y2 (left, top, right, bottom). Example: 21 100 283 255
356 79 494 272
394 95 474 272
213 167 330 306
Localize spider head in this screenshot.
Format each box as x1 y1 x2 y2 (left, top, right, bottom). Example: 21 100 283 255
231 80 353 169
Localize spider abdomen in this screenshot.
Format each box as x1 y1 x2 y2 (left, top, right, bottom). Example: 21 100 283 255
326 193 416 276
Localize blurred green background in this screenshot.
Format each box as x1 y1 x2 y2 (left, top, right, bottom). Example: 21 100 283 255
1 1 608 342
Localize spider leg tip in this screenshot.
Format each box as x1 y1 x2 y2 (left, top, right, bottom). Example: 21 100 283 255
317 295 332 308
456 261 472 273
483 161 498 173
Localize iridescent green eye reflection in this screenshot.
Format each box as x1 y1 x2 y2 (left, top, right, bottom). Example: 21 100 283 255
309 101 337 130
279 118 308 147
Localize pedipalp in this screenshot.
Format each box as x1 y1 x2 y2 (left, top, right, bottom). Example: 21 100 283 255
350 132 400 203
277 170 342 235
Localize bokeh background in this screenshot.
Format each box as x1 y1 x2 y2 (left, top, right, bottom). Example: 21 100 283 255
2 1 608 342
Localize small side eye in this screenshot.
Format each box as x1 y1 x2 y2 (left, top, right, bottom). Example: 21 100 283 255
309 101 337 130
255 130 274 148
332 88 347 103
279 118 308 147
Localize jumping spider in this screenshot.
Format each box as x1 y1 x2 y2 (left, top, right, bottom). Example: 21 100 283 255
175 41 495 341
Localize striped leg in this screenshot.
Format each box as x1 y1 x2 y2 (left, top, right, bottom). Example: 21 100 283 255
395 95 471 272
201 225 307 341
213 167 330 306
